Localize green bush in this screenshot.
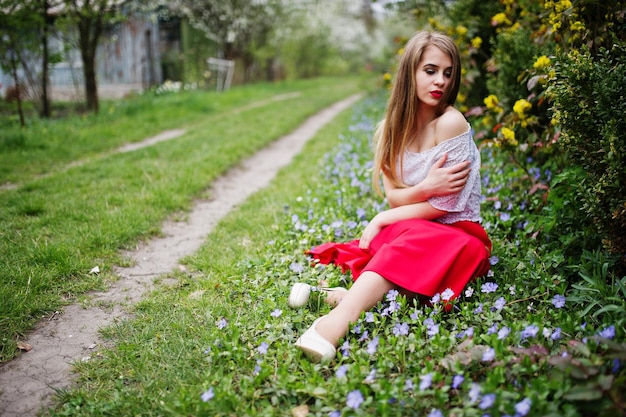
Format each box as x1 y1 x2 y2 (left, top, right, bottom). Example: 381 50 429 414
547 44 626 274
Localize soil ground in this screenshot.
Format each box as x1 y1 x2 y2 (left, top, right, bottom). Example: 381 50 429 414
0 93 362 417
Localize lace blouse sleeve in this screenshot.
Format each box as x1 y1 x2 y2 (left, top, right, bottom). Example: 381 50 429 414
428 132 481 215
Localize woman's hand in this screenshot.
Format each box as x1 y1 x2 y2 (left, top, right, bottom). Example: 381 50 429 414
419 153 470 198
359 215 384 250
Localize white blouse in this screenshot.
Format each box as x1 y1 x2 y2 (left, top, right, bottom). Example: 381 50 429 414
399 127 482 224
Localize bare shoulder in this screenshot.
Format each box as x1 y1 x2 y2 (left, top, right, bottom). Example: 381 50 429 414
434 107 469 144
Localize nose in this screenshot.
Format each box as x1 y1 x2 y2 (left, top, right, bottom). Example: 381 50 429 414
434 72 445 86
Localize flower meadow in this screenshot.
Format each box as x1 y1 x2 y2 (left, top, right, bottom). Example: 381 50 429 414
186 96 623 416
52 93 624 417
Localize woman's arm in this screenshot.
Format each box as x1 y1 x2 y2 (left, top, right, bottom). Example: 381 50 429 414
359 202 446 249
384 154 471 208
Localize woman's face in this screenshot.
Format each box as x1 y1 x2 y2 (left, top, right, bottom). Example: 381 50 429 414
414 45 453 110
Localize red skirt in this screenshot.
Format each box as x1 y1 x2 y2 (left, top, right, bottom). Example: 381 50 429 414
307 219 492 301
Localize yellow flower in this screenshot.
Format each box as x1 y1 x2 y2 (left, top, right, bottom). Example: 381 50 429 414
570 21 585 31
491 12 511 26
383 73 392 81
397 47 405 56
513 99 532 118
533 55 551 71
456 25 468 37
500 127 518 145
471 36 483 49
484 94 499 109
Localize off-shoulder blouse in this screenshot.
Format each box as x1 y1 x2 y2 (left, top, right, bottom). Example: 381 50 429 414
399 127 482 224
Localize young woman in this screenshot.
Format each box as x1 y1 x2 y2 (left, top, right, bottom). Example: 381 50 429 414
294 31 492 362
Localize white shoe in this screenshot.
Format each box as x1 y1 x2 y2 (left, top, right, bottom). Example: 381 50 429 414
295 316 336 362
287 283 311 308
287 283 348 308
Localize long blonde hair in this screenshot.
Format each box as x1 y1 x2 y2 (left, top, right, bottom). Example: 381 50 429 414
373 31 461 194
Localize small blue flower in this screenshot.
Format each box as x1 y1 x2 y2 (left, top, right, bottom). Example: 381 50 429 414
386 289 399 301
598 325 616 339
489 255 500 265
550 328 562 340
482 347 496 362
427 409 444 417
469 383 481 403
329 411 341 417
419 373 433 390
493 297 506 310
270 309 282 318
431 293 441 304
520 324 539 340
497 326 510 340
403 378 415 391
427 323 440 337
515 397 532 416
551 294 566 308
393 322 410 336
481 282 498 293
365 312 375 322
452 374 464 389
441 288 455 301
346 389 364 409
201 387 214 402
217 318 228 329
487 323 498 335
479 393 496 410
364 368 376 383
257 342 269 355
474 303 484 314
500 212 511 221
367 336 379 354
289 262 304 273
335 365 348 378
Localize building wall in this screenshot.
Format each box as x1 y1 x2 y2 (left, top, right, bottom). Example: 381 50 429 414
1 13 164 100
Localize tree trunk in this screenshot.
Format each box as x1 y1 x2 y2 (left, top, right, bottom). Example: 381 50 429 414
78 17 102 114
8 44 25 127
41 0 50 118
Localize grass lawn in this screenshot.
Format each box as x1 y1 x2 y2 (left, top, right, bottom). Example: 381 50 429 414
44 94 624 416
0 76 367 362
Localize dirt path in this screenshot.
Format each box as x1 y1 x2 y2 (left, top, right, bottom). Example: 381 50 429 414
0 93 363 417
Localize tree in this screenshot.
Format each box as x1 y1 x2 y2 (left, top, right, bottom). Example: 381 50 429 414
0 0 41 126
160 0 285 82
58 0 127 114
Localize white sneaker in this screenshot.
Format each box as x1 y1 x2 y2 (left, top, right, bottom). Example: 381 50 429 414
295 316 336 362
287 283 348 308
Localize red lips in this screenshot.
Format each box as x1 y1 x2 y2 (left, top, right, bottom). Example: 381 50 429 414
430 91 443 99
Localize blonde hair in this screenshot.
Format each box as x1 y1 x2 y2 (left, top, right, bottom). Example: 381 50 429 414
373 31 461 194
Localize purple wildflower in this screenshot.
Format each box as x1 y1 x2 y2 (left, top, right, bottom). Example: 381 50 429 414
489 255 500 265
386 289 399 301
441 288 455 301
270 309 282 318
335 365 348 378
598 325 616 339
419 373 433 390
479 393 496 410
481 282 499 293
497 326 510 340
216 318 228 329
494 297 506 310
550 328 562 340
289 262 304 273
393 322 410 336
367 336 379 354
201 387 214 402
346 390 364 409
520 324 539 339
427 409 444 417
452 374 464 389
482 347 496 362
515 397 532 416
257 342 269 355
404 379 415 391
552 294 566 308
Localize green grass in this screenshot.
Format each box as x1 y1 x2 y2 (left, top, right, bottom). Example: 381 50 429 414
45 94 624 417
0 77 365 362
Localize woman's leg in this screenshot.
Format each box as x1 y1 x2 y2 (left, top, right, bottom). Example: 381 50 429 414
314 271 396 346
